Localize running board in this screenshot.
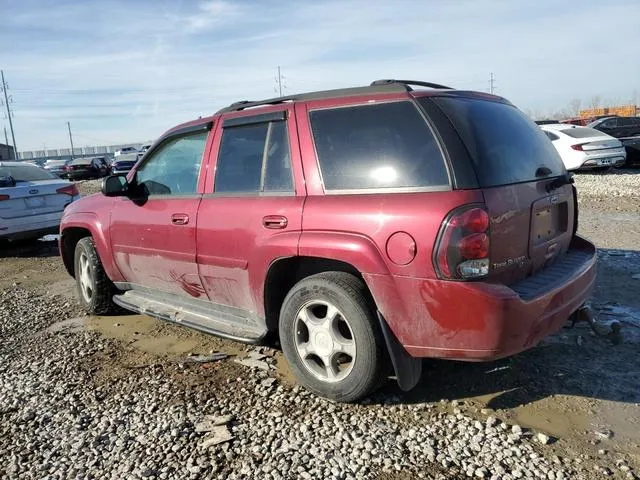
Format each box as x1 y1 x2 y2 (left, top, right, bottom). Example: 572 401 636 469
112 290 267 344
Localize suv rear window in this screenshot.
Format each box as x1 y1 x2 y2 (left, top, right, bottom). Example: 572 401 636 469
309 101 449 191
428 97 565 187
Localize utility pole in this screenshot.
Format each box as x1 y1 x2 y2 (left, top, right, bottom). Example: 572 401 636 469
3 126 8 147
1 70 18 160
275 66 284 97
489 72 495 95
67 121 75 160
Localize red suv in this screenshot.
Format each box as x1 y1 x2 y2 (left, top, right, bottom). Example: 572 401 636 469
60 80 596 402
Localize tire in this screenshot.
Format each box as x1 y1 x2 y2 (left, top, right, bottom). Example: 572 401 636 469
73 237 117 315
279 272 385 402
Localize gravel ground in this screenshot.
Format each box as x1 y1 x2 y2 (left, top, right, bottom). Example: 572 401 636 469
574 169 640 199
0 287 611 480
1 173 639 480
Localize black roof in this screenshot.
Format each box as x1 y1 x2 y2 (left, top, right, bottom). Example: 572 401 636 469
214 79 453 115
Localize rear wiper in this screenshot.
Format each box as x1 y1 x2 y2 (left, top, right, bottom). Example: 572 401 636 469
535 166 552 177
545 172 574 192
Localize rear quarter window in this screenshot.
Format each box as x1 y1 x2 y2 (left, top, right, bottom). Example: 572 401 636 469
428 97 566 187
309 101 449 191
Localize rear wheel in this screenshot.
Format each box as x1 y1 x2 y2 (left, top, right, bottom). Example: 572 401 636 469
74 237 117 315
279 272 385 402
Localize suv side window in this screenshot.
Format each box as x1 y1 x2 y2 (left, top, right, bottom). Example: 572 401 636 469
135 131 208 196
215 119 293 194
601 118 618 128
309 101 449 191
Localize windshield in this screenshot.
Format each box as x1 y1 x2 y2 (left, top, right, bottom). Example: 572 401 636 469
0 164 57 182
427 97 566 187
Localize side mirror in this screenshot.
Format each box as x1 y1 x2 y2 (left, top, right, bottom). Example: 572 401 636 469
101 174 129 197
0 176 16 188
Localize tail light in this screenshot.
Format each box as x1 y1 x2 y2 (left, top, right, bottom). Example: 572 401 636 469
571 144 585 151
56 184 79 196
0 194 10 201
434 205 490 280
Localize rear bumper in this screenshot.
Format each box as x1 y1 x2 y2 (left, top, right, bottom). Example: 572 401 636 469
68 171 94 179
365 236 596 361
0 215 62 240
576 150 626 169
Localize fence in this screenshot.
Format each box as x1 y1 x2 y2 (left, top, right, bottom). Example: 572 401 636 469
17 142 152 161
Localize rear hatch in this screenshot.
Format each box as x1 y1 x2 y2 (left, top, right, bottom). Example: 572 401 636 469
559 127 624 153
68 162 92 174
429 95 575 285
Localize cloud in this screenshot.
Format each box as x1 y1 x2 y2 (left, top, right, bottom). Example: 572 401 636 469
1 0 639 150
185 0 240 31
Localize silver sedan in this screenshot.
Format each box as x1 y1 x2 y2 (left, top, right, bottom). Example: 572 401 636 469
0 162 80 241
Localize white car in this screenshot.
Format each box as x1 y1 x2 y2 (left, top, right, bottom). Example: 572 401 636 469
540 124 626 171
114 147 138 157
0 162 80 241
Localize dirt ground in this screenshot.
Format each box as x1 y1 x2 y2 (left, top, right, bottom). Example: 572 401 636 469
1 179 640 477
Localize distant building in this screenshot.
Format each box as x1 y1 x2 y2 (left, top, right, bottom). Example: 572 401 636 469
579 105 638 118
0 143 16 161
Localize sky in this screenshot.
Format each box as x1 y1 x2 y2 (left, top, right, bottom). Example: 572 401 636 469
1 0 639 151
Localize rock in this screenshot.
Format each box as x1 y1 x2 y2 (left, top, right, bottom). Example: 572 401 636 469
537 433 552 445
594 429 614 439
261 378 277 388
475 467 489 478
512 425 523 435
234 356 270 371
200 426 233 448
194 415 233 432
182 353 228 363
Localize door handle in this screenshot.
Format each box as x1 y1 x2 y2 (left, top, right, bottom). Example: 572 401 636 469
262 215 288 229
171 213 189 225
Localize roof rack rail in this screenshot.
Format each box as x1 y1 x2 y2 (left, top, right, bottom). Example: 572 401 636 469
370 79 453 90
214 81 424 115
216 96 297 114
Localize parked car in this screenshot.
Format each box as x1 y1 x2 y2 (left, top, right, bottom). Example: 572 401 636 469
540 124 626 170
140 144 152 154
110 153 138 175
59 79 596 402
43 158 71 178
26 158 47 168
534 120 561 125
621 137 640 167
0 161 79 241
588 116 640 138
114 147 138 157
561 118 590 126
66 157 110 180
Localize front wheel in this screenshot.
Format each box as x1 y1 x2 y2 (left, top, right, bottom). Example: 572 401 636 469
74 237 117 315
279 272 386 402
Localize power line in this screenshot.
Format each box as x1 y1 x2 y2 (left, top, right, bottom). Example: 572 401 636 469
1 70 18 159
